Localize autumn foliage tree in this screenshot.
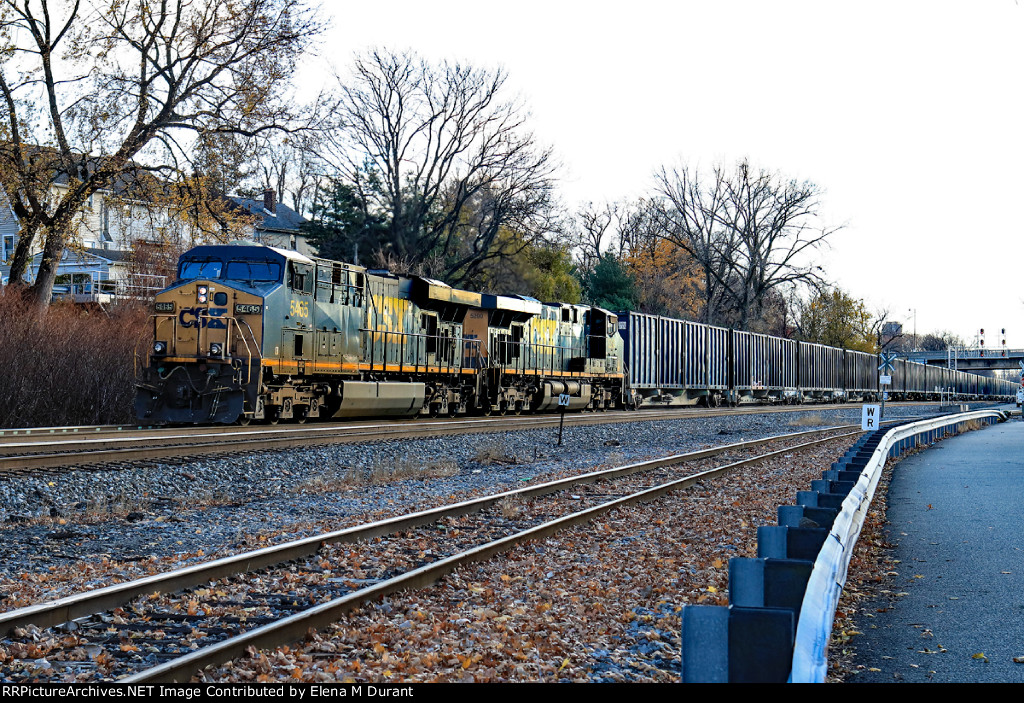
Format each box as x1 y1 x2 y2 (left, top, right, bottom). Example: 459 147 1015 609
796 286 878 352
623 236 703 319
0 0 322 307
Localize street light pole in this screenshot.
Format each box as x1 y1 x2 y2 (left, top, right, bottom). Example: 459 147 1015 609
908 308 916 351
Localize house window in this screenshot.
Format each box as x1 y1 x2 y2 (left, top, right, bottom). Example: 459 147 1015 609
2 235 14 261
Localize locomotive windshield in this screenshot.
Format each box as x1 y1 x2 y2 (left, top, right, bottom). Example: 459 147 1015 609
177 257 282 284
178 259 222 280
225 260 282 283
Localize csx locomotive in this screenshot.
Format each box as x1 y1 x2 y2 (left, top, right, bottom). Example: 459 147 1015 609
135 243 1015 424
136 243 624 424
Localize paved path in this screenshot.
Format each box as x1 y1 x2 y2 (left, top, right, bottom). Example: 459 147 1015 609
850 416 1024 682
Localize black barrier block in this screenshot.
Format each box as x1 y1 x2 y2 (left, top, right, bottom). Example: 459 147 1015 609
803 506 838 527
778 505 836 528
757 526 788 559
810 479 830 494
786 527 829 561
777 505 804 527
681 605 730 683
764 558 814 618
829 480 855 496
815 491 846 510
838 470 861 483
796 490 818 507
728 557 765 607
728 606 795 683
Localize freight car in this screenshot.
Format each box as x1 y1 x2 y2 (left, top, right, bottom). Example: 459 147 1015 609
617 312 1017 407
135 243 1016 424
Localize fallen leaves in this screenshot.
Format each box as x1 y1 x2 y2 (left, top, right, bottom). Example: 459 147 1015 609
188 435 855 683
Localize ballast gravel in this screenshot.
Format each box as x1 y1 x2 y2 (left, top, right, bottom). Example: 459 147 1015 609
0 405 959 681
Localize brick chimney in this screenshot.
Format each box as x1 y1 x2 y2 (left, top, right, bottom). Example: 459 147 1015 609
263 188 276 214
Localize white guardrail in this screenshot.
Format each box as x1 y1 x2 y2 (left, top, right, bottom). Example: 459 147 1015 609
789 409 1009 682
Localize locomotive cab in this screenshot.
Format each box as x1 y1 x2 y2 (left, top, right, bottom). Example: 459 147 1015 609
136 244 284 424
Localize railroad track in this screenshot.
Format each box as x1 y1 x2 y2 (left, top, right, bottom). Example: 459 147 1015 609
0 424 862 683
0 402 936 475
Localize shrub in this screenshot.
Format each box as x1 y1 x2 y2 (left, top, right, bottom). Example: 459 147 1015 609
0 293 148 428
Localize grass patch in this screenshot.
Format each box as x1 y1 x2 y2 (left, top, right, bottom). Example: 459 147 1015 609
788 412 825 427
471 442 522 465
294 457 460 494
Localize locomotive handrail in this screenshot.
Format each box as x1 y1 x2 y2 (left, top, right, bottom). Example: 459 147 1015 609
232 317 262 387
145 313 178 359
359 328 479 375
492 337 586 377
196 311 229 360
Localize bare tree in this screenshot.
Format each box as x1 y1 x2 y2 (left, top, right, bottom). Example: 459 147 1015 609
0 0 322 307
570 199 651 273
325 49 559 285
651 163 737 324
572 201 617 273
250 131 328 217
652 160 839 328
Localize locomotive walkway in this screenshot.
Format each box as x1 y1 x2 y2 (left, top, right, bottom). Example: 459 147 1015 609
848 411 1024 683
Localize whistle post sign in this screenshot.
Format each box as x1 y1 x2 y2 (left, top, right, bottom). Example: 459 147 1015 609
862 404 880 431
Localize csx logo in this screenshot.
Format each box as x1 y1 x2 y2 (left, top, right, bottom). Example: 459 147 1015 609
179 307 227 329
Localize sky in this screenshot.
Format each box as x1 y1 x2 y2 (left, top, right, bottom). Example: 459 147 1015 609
309 0 1024 348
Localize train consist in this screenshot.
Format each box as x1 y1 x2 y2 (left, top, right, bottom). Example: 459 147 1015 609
619 312 1016 406
135 243 1016 424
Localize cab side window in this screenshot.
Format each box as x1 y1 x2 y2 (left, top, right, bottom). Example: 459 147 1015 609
289 262 313 294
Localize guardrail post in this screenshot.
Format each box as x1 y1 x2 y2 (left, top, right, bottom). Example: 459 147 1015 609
681 606 729 682
684 413 1007 682
729 607 795 683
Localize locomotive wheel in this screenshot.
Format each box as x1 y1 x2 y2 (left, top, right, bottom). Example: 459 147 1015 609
295 407 308 424
513 402 523 415
236 415 251 426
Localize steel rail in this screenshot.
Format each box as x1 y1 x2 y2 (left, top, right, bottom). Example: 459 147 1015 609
126 427 865 683
0 424 862 636
0 406 827 451
2 424 865 684
0 403 933 471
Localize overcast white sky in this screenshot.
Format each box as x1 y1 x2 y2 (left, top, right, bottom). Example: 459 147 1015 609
313 0 1024 347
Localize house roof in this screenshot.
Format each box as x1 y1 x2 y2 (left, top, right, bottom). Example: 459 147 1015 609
228 196 306 234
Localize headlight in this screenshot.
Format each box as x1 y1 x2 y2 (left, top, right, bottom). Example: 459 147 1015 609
153 341 167 355
197 285 209 304
210 342 223 357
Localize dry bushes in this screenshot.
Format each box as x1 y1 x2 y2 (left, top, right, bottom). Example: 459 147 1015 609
0 294 149 428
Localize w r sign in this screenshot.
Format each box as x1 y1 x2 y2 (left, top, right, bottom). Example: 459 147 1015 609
862 404 880 431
